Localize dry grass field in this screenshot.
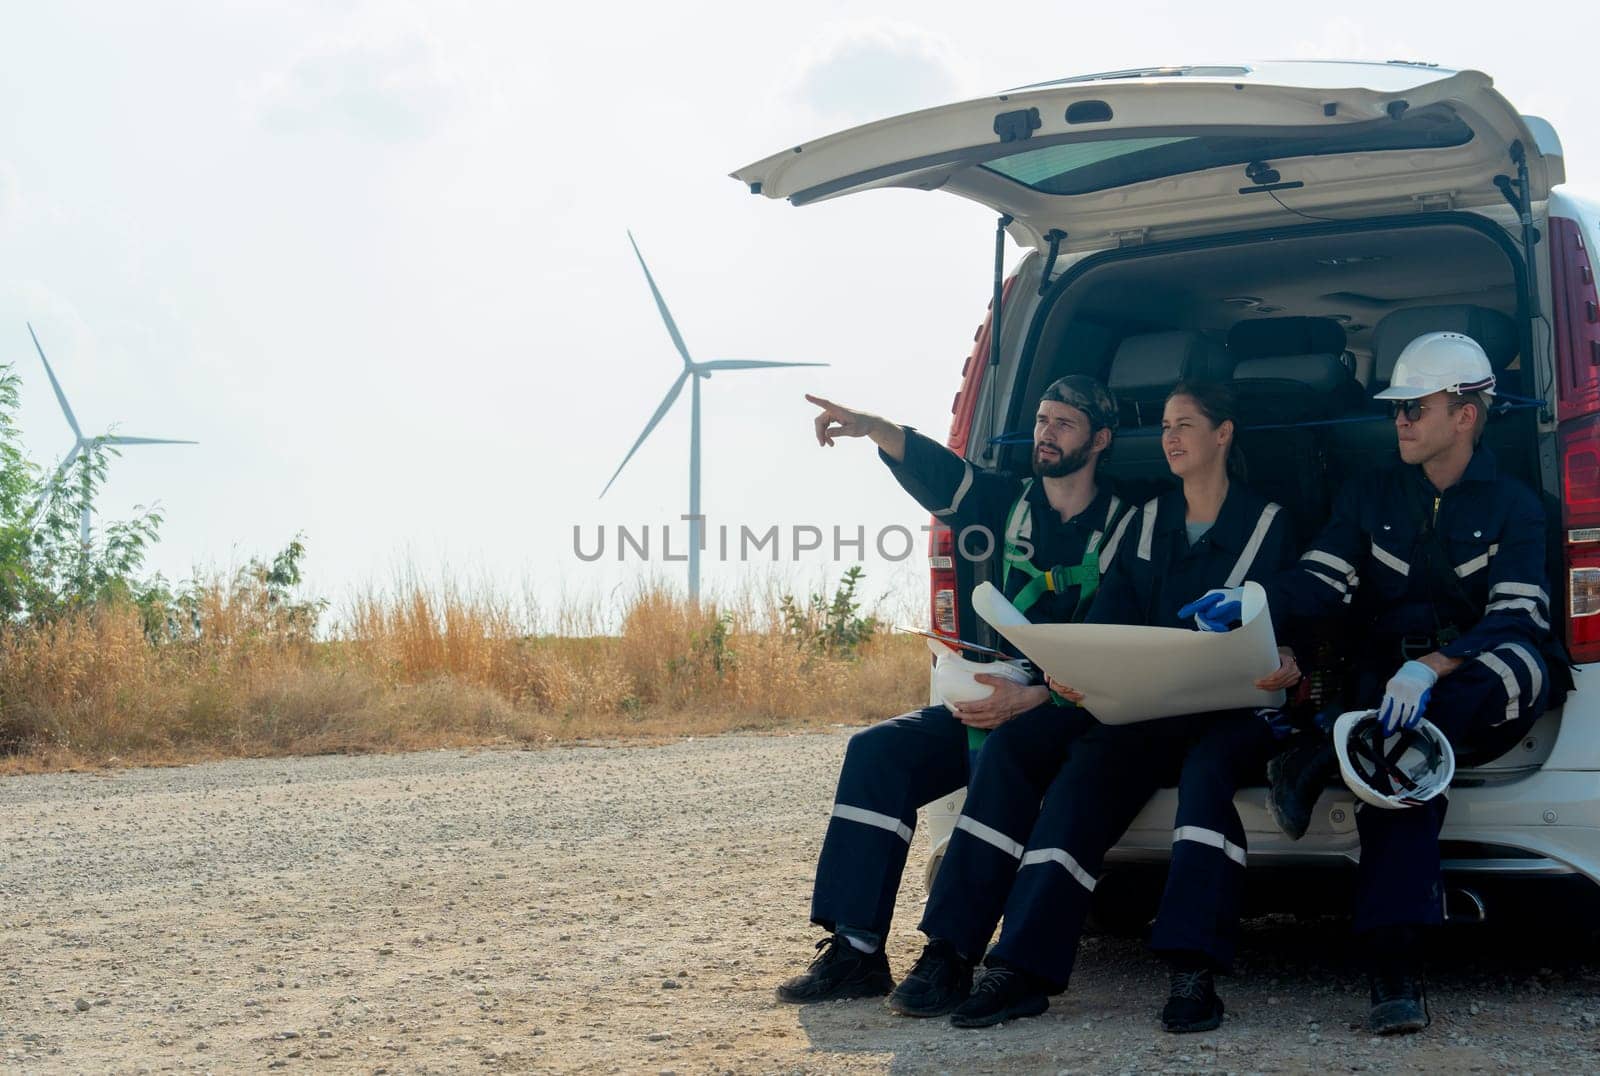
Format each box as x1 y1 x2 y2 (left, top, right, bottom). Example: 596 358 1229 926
0 571 928 773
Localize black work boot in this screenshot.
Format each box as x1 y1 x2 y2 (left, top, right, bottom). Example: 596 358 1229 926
1366 926 1429 1034
885 938 974 1017
1267 737 1337 840
775 935 893 1004
1161 956 1225 1033
949 961 1050 1028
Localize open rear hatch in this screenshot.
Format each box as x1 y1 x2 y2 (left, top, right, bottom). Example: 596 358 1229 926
733 62 1561 254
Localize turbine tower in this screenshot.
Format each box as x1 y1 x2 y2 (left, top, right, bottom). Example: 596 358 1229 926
27 322 197 547
601 233 826 604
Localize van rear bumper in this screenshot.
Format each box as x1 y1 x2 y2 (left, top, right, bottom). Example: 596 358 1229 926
1105 767 1600 887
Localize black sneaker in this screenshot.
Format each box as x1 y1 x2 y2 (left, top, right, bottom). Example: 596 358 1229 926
775 935 893 1004
1267 738 1336 841
1161 965 1225 1033
1366 925 1429 1034
949 963 1049 1028
885 938 973 1017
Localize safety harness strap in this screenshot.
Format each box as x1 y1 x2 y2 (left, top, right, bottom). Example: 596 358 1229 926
1002 485 1116 618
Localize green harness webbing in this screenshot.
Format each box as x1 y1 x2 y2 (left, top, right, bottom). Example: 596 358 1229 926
1000 481 1104 621
969 483 1109 764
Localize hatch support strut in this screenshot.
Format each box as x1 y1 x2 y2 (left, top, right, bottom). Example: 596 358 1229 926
1495 141 1550 422
987 214 1014 458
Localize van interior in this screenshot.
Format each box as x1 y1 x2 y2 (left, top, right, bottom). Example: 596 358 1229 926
999 217 1537 538
966 214 1560 775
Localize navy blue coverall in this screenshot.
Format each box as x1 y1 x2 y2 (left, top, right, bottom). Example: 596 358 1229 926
1266 448 1551 933
949 483 1297 986
809 428 1132 949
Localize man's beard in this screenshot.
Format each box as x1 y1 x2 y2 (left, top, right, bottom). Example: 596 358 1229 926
1032 441 1091 478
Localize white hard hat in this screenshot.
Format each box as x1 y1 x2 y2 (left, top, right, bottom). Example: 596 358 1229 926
928 638 1032 706
1374 331 1497 401
1332 710 1456 810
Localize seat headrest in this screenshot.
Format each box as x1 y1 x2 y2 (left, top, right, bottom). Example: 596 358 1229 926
1372 305 1517 383
1232 353 1355 395
1108 331 1233 392
1227 317 1346 359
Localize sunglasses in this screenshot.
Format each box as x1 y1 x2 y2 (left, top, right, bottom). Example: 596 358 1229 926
1389 399 1462 422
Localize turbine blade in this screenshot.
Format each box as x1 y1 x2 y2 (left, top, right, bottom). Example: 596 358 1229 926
56 442 82 476
599 370 690 498
696 360 830 371
626 231 693 368
27 322 83 439
26 443 81 526
100 436 199 446
27 443 81 522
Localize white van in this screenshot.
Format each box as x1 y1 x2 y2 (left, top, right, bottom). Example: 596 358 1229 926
736 61 1600 928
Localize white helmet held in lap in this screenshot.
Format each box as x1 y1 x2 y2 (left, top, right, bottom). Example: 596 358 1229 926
1374 331 1497 400
1332 709 1456 810
927 638 1032 706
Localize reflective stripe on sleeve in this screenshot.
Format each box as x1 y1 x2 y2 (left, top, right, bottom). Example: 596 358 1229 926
1224 502 1283 588
1500 642 1544 712
933 463 975 519
1310 571 1348 596
1303 549 1358 582
1370 542 1411 577
954 816 1024 860
1491 581 1550 607
1173 825 1247 867
1485 598 1551 631
1474 651 1523 725
1019 847 1098 892
831 804 912 843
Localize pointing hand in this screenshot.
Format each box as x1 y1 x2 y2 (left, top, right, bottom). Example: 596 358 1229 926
806 394 875 447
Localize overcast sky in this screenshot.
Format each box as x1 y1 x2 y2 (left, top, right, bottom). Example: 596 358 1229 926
3 2 1596 626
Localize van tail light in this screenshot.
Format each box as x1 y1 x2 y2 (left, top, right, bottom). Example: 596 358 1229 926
1552 217 1600 423
929 522 958 636
1556 216 1600 661
1561 413 1600 661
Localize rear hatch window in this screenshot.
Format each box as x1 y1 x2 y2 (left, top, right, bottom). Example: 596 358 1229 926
982 105 1472 196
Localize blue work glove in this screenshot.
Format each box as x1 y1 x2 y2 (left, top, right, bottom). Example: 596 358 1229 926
1379 660 1438 734
1177 587 1245 632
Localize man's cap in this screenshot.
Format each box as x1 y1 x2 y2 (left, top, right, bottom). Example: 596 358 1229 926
1039 375 1119 430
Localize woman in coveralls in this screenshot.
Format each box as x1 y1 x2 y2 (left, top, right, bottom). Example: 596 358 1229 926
947 381 1302 1033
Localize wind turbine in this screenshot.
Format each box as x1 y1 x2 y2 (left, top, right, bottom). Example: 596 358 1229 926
27 322 197 548
601 232 826 604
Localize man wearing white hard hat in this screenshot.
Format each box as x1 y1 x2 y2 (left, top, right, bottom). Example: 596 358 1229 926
777 377 1132 1015
1262 330 1557 1034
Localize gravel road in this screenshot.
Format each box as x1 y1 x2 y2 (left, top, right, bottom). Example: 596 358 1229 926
2 729 1597 1074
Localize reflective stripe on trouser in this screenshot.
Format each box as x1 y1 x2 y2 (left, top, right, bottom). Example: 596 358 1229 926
1148 714 1275 972
918 704 1095 960
810 706 968 939
986 717 1199 988
1352 653 1548 935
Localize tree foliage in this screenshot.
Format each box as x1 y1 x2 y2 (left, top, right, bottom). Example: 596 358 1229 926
0 360 319 638
779 565 878 659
